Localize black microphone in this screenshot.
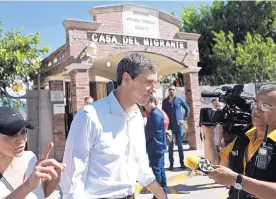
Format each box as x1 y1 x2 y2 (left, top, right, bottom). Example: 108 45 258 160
201 92 221 98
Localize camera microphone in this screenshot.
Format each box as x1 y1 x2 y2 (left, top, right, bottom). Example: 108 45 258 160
201 92 221 98
185 156 214 175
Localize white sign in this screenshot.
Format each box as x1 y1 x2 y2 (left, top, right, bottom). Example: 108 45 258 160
122 4 160 38
53 104 65 115
88 32 187 49
50 91 64 102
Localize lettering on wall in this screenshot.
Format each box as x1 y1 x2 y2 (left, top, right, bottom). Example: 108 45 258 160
87 32 187 49
122 4 160 38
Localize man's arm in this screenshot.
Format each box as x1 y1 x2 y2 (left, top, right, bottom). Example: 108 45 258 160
218 125 224 149
145 113 162 143
242 175 276 199
202 126 234 166
180 98 190 121
208 165 276 199
202 126 221 165
60 109 96 199
145 115 155 144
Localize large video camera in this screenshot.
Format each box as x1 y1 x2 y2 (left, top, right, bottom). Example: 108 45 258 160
199 85 254 136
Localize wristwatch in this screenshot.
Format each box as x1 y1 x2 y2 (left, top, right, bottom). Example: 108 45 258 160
233 174 243 190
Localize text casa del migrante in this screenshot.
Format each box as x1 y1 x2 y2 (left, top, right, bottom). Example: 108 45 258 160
88 32 188 49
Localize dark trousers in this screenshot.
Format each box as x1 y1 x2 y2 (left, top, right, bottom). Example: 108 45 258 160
148 153 168 198
169 130 184 166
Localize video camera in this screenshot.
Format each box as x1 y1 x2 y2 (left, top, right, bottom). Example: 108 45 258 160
199 85 254 136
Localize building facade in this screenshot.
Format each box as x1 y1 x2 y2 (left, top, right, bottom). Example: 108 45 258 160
38 4 202 161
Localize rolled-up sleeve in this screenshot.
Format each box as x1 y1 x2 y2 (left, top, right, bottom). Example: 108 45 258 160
60 109 96 199
135 119 155 187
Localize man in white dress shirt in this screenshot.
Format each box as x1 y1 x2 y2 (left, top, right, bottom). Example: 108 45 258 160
60 53 167 199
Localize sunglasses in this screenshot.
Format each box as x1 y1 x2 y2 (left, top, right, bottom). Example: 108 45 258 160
169 88 175 91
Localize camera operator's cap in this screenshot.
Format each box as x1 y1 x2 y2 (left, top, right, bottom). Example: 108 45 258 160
0 106 36 136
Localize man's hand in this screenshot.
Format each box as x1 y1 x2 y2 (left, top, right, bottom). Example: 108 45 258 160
26 143 66 190
178 120 185 125
207 165 238 186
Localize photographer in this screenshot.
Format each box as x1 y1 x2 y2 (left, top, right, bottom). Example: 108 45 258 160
202 84 276 199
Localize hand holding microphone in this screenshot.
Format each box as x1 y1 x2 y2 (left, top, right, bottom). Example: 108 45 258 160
184 156 214 176
185 156 238 186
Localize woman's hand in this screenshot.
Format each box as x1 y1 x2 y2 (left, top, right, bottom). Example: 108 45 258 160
25 143 66 190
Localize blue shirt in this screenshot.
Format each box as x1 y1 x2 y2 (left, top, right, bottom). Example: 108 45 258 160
162 96 190 133
145 107 167 155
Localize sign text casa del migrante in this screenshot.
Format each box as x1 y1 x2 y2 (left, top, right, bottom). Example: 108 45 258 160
87 32 188 49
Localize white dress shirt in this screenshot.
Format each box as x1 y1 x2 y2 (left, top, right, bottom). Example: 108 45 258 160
60 91 155 199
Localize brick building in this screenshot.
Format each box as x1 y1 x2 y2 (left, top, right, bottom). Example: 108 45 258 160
38 4 202 161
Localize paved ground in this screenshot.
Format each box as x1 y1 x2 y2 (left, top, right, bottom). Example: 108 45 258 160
47 148 228 199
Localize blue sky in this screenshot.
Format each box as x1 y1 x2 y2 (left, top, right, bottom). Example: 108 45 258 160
0 1 213 55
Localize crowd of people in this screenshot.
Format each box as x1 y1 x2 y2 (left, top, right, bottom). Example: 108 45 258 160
0 53 191 199
2 52 276 199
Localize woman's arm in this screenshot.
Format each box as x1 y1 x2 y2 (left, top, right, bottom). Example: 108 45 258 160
3 163 55 199
43 176 60 198
39 144 65 198
2 181 33 199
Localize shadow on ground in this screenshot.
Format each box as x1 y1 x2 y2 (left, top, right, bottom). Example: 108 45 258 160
139 182 226 194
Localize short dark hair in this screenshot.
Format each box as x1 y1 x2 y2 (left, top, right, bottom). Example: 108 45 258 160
148 95 157 106
84 96 93 101
116 53 158 86
211 98 217 104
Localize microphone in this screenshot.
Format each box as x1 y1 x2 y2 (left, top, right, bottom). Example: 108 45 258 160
185 156 214 175
201 92 221 98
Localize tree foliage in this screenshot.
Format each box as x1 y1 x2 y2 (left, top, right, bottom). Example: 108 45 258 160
211 31 276 84
180 1 276 85
0 22 49 95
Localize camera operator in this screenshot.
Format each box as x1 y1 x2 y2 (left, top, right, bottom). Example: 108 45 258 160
202 84 276 199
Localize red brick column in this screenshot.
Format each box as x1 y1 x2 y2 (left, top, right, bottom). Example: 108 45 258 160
183 69 202 149
49 80 66 162
69 69 90 114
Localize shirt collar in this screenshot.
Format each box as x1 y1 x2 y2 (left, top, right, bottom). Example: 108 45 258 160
106 90 140 119
246 127 276 142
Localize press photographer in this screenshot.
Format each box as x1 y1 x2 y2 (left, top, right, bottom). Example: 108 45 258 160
202 84 276 199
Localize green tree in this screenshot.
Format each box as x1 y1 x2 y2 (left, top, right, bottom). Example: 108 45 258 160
0 22 49 95
181 1 226 80
211 31 276 84
180 1 276 85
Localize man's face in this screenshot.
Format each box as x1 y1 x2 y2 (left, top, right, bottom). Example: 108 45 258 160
126 72 158 106
252 91 276 127
168 86 176 97
0 129 27 157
